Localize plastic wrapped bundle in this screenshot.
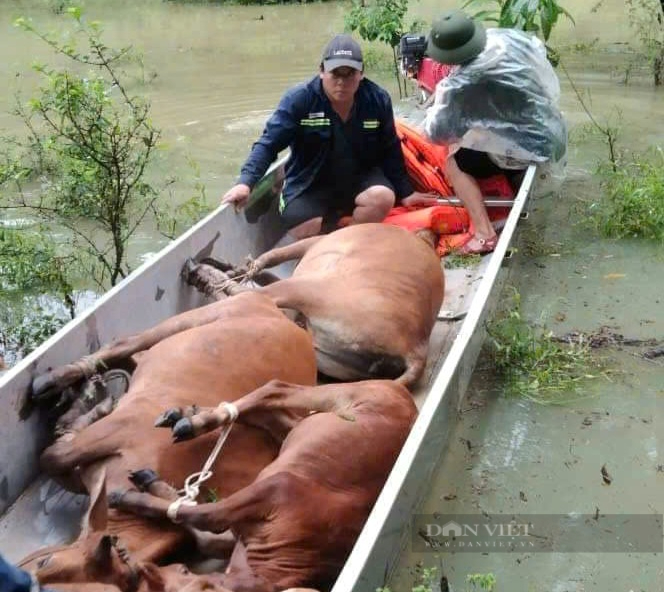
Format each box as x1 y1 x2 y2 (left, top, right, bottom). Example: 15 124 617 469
424 27 567 188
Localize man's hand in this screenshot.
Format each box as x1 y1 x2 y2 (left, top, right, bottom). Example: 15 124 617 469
401 191 439 208
222 183 251 210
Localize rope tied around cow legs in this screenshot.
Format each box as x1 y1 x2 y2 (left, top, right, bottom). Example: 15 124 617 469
167 402 239 523
74 355 107 379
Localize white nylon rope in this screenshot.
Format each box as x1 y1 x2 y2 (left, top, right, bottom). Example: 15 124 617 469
167 402 239 522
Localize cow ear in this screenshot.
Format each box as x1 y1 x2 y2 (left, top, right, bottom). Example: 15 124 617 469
81 465 108 534
137 562 165 590
92 534 114 570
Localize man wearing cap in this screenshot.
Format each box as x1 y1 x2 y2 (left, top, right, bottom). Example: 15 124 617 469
416 10 567 254
222 34 430 238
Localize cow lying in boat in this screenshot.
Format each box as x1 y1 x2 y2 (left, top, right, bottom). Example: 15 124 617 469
109 379 417 592
185 223 445 389
21 292 318 588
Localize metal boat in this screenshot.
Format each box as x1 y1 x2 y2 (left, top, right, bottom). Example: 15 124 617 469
0 127 537 587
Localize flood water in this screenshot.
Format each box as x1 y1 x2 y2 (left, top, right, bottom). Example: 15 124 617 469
1 0 663 589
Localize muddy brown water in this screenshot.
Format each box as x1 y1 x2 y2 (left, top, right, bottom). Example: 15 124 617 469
1 0 663 589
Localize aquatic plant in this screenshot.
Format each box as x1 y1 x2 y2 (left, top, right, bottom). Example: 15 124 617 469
445 251 482 268
626 0 664 86
376 566 439 592
591 147 664 241
558 62 623 171
485 289 600 403
466 572 497 591
377 568 497 592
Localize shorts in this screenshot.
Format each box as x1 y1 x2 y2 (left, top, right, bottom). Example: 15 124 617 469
454 148 525 188
279 167 395 230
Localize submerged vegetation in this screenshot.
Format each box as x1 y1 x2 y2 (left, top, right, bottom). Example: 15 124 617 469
625 0 664 85
591 147 664 241
378 568 497 592
485 290 601 404
0 6 206 366
377 566 439 592
345 0 426 97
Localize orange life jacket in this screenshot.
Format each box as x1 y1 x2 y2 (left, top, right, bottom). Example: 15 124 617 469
386 119 514 256
395 119 454 197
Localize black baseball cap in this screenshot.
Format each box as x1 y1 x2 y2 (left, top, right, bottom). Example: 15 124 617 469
321 34 363 72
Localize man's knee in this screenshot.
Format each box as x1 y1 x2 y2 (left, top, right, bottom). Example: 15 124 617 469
287 217 323 239
355 185 395 220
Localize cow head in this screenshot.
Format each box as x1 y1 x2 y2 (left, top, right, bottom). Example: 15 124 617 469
135 562 232 592
19 532 140 591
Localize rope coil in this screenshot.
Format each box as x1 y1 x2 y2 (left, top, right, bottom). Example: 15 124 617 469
166 402 239 522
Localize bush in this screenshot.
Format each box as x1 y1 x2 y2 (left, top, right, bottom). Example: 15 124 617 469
591 147 664 241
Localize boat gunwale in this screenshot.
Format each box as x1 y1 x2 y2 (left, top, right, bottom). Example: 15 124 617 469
331 164 537 592
0 158 537 584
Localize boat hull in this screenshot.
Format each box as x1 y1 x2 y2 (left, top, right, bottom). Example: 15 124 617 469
0 157 537 584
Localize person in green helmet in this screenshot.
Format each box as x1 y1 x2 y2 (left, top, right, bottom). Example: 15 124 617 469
419 9 567 254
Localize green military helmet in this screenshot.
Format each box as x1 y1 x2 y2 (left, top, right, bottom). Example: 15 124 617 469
426 9 487 65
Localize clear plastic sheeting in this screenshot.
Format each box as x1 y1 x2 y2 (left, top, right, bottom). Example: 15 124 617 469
424 28 568 194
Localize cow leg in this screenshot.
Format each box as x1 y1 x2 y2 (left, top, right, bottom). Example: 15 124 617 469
55 370 132 434
32 301 234 400
200 256 281 287
248 236 322 273
162 380 355 442
128 469 236 557
110 470 288 535
58 394 116 436
41 413 128 483
182 259 249 300
395 341 429 390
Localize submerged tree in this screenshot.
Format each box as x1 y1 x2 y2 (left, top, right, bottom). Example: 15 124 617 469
0 6 205 366
3 7 164 288
344 0 425 98
626 0 664 85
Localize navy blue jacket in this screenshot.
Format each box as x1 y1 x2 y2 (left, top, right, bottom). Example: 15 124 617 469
0 553 58 592
238 75 413 203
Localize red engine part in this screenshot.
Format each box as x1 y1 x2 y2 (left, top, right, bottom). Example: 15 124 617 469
415 58 454 95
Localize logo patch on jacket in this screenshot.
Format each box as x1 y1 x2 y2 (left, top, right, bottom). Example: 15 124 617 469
363 119 380 130
301 113 330 127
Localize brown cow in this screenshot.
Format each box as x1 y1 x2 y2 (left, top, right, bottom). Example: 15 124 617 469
21 292 318 588
185 223 444 389
109 379 417 592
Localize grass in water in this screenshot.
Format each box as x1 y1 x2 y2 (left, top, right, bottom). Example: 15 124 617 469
444 251 482 268
590 147 664 242
486 290 601 404
378 568 497 591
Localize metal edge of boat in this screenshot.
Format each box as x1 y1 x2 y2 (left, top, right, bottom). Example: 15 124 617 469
0 150 537 584
0 160 287 518
331 164 537 592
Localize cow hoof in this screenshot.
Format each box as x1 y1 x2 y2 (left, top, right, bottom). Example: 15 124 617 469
200 257 237 274
181 258 199 284
31 374 60 401
155 408 183 427
108 490 127 508
129 469 160 491
172 418 195 442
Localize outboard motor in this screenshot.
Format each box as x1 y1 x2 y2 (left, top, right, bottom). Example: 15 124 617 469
398 33 454 100
398 33 427 80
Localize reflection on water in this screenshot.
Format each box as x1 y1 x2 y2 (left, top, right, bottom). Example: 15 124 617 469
0 0 350 213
